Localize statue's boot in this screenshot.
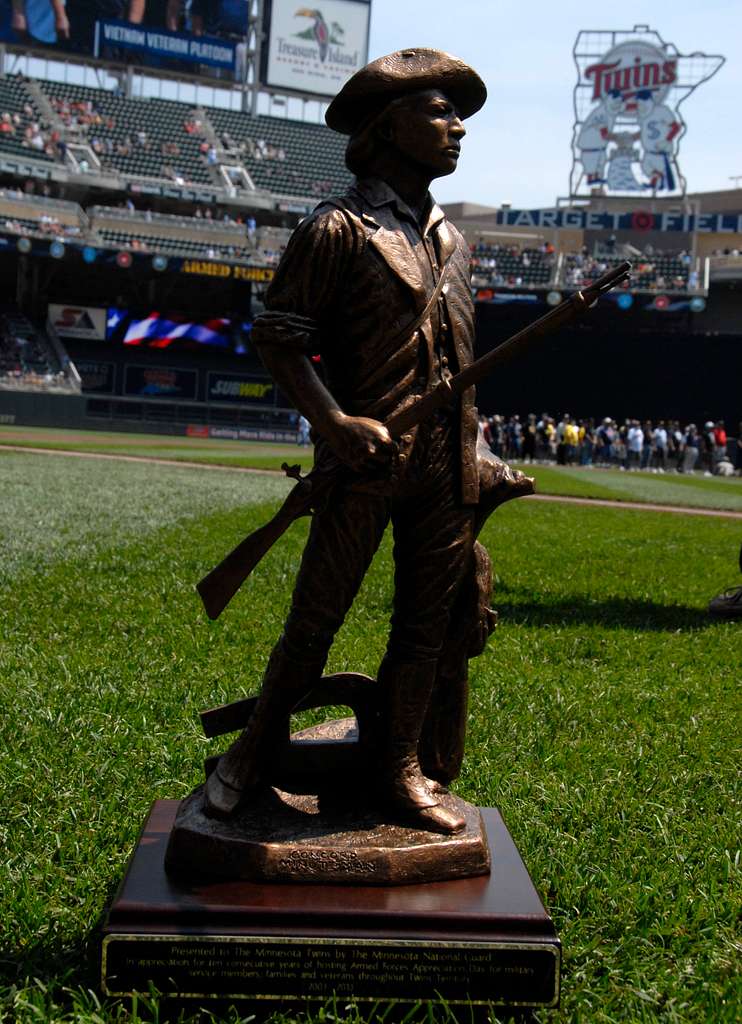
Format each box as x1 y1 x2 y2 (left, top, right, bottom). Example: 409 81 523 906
379 657 465 834
204 644 320 819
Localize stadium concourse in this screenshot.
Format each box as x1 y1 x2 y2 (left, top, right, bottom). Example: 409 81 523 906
0 69 740 450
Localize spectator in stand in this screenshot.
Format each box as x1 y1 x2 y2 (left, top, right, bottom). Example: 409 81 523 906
713 420 727 465
597 417 614 466
535 413 551 462
669 420 684 471
478 414 491 450
701 421 716 476
522 413 537 463
555 413 569 465
563 416 579 464
297 414 310 446
489 414 504 457
735 422 742 476
579 419 595 466
640 419 653 470
652 420 668 472
614 428 628 471
506 414 522 460
682 424 700 473
619 420 631 466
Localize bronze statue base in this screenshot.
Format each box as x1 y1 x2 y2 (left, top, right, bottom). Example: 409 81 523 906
166 784 489 886
102 800 561 1010
166 716 490 885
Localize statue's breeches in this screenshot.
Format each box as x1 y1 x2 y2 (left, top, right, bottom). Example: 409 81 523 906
282 439 474 665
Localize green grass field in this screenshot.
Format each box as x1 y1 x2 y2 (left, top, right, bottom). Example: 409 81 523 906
1 446 740 1024
1 425 741 512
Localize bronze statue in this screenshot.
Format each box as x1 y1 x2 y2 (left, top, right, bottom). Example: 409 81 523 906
201 49 515 836
180 50 630 870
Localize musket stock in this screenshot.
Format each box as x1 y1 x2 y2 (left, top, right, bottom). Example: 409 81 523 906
197 261 631 618
196 464 328 620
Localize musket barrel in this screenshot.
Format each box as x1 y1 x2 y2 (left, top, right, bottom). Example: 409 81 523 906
386 261 631 439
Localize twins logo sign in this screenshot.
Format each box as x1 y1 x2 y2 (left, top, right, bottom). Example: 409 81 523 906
570 27 724 196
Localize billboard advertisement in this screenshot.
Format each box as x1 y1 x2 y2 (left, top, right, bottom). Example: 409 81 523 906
263 0 370 97
0 1 249 83
48 304 107 340
570 27 724 196
75 359 115 393
106 308 252 355
124 364 198 399
207 371 275 405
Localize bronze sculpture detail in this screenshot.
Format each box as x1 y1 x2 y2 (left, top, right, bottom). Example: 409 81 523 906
167 49 630 883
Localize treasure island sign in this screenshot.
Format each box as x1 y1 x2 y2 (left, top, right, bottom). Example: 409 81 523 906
570 26 724 196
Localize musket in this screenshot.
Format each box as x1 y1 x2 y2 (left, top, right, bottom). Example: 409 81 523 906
197 261 631 620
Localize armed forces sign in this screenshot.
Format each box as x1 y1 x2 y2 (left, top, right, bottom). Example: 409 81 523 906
570 27 724 196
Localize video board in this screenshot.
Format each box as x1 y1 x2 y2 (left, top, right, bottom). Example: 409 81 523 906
0 1 249 83
106 308 252 355
262 0 370 97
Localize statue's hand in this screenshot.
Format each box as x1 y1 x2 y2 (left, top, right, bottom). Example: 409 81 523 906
323 411 395 472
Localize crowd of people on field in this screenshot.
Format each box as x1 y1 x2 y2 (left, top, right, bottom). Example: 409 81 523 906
480 413 741 476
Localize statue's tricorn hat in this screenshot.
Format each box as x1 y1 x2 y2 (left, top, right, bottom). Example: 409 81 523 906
325 48 487 135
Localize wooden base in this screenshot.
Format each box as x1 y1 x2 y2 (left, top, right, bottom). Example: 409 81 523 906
101 801 560 1011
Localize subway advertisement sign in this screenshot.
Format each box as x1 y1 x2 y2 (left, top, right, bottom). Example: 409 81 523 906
207 372 275 406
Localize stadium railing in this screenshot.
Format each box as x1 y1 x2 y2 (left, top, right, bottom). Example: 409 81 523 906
0 188 86 230
86 206 290 265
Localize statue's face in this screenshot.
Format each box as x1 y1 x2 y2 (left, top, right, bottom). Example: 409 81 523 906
386 89 466 178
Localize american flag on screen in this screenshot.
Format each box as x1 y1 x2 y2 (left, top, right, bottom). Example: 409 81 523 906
106 309 251 353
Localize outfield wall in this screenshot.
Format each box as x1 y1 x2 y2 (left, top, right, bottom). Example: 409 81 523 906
0 390 87 428
0 390 299 443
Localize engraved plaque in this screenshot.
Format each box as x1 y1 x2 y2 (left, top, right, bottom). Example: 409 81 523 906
103 934 559 1007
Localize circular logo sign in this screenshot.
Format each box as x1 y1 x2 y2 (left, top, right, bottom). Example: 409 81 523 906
631 211 655 232
689 296 706 313
546 291 562 307
152 255 168 272
654 295 670 310
617 292 634 310
82 246 97 264
49 241 65 259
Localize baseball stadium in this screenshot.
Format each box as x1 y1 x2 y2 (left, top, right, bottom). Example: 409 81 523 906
1 2 740 1022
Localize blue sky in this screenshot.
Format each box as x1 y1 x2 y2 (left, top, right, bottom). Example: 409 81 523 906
366 0 740 207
